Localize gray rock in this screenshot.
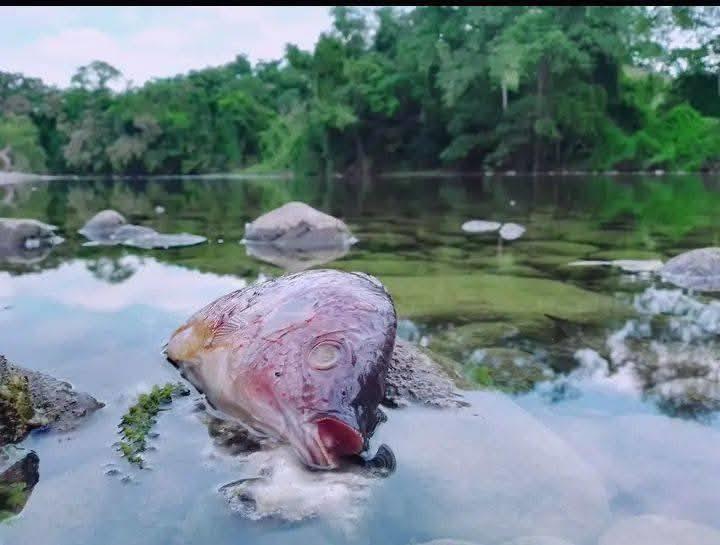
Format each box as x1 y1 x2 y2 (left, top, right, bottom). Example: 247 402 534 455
599 515 720 545
79 209 206 249
0 355 104 445
0 218 64 264
384 339 469 409
661 247 720 291
243 201 355 250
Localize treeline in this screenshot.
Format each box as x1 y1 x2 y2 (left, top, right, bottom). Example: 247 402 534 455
1 6 719 176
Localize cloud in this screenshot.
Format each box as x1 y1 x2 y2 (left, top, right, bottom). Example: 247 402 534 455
0 7 334 87
2 256 247 314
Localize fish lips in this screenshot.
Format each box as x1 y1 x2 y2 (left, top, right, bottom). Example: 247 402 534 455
295 414 365 470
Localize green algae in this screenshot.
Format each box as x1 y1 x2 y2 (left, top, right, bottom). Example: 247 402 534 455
117 383 190 467
383 273 633 333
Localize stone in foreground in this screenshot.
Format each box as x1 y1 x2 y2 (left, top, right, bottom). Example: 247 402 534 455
0 355 104 445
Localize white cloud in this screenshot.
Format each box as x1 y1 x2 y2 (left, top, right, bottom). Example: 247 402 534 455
1 7 334 88
1 256 247 314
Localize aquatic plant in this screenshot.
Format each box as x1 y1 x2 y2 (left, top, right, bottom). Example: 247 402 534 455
117 382 189 467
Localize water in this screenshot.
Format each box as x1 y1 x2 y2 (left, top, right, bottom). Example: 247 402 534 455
2 174 720 545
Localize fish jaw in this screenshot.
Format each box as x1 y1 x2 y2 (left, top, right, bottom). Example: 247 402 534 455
285 414 365 470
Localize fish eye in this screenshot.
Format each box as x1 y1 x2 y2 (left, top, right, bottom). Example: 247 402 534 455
308 341 341 370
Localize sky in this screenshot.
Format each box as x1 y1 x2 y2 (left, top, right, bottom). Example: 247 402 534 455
0 6 336 89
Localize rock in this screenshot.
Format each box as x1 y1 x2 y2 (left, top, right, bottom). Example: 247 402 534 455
660 247 720 292
500 223 526 241
598 515 720 545
243 201 355 249
78 209 127 240
461 220 501 234
78 209 206 250
370 391 611 544
0 218 64 265
0 445 39 521
384 339 469 409
0 355 104 445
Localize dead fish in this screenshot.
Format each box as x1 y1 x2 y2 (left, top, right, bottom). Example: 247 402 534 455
166 269 397 470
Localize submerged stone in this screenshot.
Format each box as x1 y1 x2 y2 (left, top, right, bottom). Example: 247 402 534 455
660 247 720 292
461 220 501 234
499 223 526 241
78 209 207 250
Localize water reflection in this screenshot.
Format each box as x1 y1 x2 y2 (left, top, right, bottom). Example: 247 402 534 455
1 174 720 543
0 446 39 521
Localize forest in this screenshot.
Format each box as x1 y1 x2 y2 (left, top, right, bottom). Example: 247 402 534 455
1 6 719 177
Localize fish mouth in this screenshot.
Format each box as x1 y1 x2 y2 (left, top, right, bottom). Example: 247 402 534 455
289 415 365 470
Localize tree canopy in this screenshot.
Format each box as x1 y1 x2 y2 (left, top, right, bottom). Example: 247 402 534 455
1 6 718 176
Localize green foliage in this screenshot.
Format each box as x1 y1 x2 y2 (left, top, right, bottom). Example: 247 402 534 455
117 382 189 467
1 6 719 175
0 115 47 172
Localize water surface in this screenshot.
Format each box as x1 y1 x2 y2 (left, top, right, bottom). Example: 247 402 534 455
2 174 720 545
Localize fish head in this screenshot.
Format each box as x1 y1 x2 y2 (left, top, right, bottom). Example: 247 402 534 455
245 272 397 469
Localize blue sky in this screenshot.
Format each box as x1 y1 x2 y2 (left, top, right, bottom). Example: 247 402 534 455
0 7 336 88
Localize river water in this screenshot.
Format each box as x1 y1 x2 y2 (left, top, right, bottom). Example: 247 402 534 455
1 174 720 545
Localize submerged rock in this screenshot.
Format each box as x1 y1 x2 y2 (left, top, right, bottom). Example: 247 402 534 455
0 445 39 521
78 209 206 249
660 247 720 292
0 355 104 445
499 223 526 241
243 201 355 249
461 220 501 234
0 217 64 265
598 515 720 545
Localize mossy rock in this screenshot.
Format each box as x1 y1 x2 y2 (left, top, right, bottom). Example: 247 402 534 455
0 355 103 445
0 446 39 522
383 273 633 335
0 370 34 445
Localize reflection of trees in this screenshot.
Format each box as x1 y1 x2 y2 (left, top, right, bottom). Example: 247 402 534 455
0 447 40 521
85 256 138 284
583 175 720 244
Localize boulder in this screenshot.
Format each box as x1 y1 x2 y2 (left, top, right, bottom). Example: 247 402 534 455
243 201 355 249
0 355 104 445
